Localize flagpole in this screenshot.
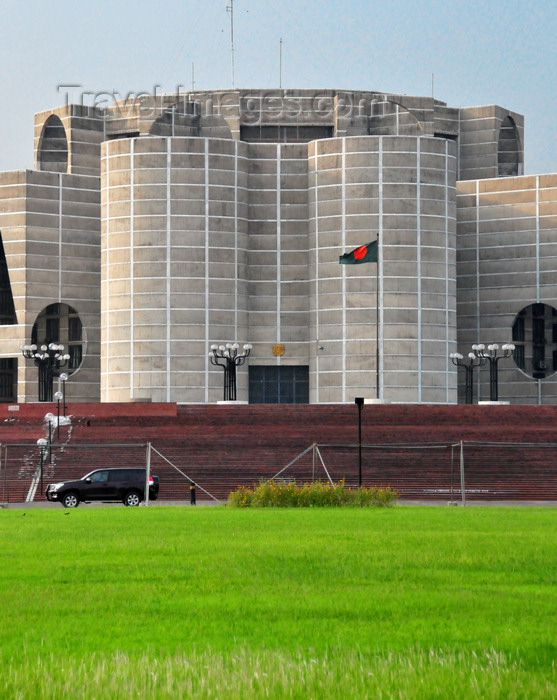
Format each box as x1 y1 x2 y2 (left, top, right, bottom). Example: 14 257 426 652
375 234 380 399
338 238 380 399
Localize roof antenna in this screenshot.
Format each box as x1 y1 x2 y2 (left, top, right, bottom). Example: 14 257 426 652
279 37 283 89
226 0 235 88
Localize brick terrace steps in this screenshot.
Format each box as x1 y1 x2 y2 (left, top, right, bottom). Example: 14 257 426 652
2 403 557 503
0 414 55 503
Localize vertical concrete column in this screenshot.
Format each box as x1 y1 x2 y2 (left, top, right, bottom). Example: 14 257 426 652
102 136 249 403
309 135 457 403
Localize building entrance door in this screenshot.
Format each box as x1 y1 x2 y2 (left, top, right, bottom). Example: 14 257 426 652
249 366 309 404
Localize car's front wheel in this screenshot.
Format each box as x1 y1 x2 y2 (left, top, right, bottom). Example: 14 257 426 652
62 492 80 508
123 490 141 507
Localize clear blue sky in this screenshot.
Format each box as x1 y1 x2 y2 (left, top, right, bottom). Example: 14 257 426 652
1 0 555 174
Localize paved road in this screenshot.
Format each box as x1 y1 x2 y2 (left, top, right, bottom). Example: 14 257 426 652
3 499 557 509
1 499 218 509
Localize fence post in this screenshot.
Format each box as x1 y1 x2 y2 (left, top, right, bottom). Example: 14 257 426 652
145 442 151 506
460 440 466 506
1 444 6 507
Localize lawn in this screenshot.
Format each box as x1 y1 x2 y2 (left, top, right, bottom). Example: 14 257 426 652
1 505 556 698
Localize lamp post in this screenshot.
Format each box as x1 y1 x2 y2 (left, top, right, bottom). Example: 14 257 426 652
54 391 63 439
37 437 48 497
472 343 515 402
355 397 364 488
21 343 70 402
208 343 252 401
59 372 68 416
44 413 55 463
450 352 484 404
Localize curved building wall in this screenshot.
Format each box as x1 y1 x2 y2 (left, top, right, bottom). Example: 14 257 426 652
101 136 249 402
309 135 458 403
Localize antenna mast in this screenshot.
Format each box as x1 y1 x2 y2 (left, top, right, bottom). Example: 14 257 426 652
227 0 235 88
279 37 283 88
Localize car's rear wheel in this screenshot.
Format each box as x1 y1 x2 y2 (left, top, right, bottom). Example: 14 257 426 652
123 490 141 507
62 492 79 508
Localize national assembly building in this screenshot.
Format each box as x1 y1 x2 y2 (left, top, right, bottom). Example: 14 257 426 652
0 87 556 405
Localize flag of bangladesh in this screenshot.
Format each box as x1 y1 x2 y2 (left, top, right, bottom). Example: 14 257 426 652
339 240 378 264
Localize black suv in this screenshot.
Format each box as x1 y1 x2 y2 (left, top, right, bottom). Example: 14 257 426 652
45 468 160 507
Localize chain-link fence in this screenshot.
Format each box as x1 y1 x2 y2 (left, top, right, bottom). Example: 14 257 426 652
273 441 557 503
2 440 557 505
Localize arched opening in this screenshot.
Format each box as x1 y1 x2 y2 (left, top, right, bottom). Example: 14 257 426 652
498 115 521 177
512 303 557 379
38 115 68 173
31 303 84 375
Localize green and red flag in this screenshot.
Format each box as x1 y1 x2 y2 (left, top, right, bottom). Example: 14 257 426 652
339 240 378 264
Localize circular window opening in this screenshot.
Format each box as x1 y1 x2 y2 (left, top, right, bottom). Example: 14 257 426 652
31 303 84 377
512 303 557 379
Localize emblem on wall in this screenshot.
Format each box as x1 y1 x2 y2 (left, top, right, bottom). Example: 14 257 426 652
272 343 285 357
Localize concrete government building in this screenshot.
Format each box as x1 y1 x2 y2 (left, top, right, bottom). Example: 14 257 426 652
1 87 556 405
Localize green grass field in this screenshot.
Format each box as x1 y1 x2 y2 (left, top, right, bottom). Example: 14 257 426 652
1 505 556 698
